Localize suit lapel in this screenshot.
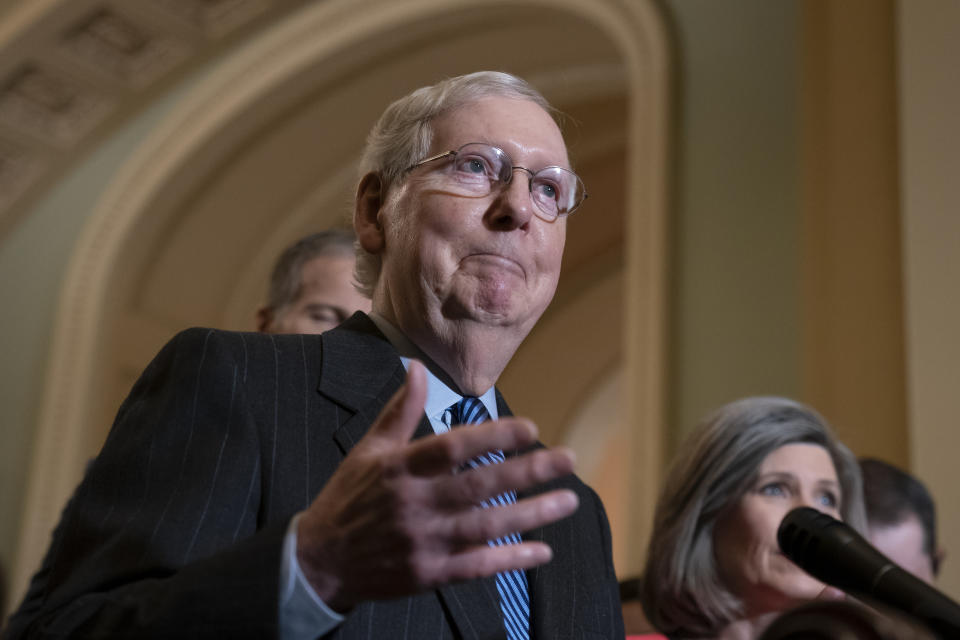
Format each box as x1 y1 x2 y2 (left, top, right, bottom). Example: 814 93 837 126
319 314 414 454
436 577 507 640
319 314 504 638
500 389 579 639
433 389 512 638
523 515 576 640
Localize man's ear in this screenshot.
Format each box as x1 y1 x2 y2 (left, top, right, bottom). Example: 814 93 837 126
255 306 273 333
934 547 947 577
354 172 386 255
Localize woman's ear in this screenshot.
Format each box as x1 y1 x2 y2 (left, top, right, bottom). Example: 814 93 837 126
354 172 386 255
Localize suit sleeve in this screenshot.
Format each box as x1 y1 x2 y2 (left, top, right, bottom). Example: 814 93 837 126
6 328 287 639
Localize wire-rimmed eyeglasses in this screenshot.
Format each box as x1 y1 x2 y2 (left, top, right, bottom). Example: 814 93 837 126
405 142 587 221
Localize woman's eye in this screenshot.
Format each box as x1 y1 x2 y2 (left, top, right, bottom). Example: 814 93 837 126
759 482 786 497
817 492 839 509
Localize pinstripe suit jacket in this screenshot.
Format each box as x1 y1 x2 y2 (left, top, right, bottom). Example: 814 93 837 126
6 314 623 639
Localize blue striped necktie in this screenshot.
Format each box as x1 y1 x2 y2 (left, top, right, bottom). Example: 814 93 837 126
451 397 530 640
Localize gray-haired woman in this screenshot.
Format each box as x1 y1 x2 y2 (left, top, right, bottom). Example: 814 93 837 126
641 396 867 639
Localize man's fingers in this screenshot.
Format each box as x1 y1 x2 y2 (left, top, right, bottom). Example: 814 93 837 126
405 418 540 476
438 541 555 583
366 360 428 444
439 448 576 507
445 489 579 544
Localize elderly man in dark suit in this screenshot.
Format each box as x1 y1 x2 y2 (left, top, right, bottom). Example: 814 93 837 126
5 71 623 640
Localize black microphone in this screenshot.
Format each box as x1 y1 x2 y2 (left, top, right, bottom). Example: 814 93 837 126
778 506 960 638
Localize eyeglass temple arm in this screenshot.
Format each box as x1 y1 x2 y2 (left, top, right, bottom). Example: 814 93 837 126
407 150 457 172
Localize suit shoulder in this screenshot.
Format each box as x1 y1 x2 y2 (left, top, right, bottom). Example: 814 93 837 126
162 327 323 356
559 471 603 505
139 328 317 385
167 326 272 345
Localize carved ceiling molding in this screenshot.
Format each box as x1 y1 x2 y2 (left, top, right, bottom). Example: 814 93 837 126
0 0 307 239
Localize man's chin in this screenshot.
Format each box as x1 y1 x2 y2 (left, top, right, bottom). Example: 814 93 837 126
453 308 526 329
440 292 528 325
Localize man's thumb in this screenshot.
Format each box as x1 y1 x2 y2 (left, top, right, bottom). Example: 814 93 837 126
368 359 427 443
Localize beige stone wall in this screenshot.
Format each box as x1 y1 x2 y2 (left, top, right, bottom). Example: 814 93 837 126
898 0 960 600
799 0 908 465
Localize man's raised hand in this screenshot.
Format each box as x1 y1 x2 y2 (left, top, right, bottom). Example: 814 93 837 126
296 360 579 612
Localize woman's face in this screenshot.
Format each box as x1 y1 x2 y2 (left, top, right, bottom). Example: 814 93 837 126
713 443 842 615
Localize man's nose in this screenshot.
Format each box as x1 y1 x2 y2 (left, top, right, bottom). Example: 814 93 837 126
487 169 535 230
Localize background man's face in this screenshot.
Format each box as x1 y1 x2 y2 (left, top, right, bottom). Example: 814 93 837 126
869 515 937 583
267 253 371 334
376 96 568 339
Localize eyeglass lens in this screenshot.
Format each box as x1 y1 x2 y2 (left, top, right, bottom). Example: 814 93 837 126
447 143 583 217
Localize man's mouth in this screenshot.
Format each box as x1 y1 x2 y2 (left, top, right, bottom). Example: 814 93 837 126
462 253 525 279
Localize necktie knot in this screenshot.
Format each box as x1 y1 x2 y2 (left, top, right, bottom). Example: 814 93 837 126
451 396 490 426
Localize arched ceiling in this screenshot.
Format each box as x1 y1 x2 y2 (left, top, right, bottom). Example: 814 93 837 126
1 0 632 390
0 0 315 239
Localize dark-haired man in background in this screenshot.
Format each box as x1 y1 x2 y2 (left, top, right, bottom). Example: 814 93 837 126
256 229 370 335
860 457 944 584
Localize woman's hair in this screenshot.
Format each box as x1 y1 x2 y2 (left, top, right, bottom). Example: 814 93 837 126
641 396 867 638
354 71 554 297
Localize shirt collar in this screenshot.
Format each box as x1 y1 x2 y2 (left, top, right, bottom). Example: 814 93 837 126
367 312 499 423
